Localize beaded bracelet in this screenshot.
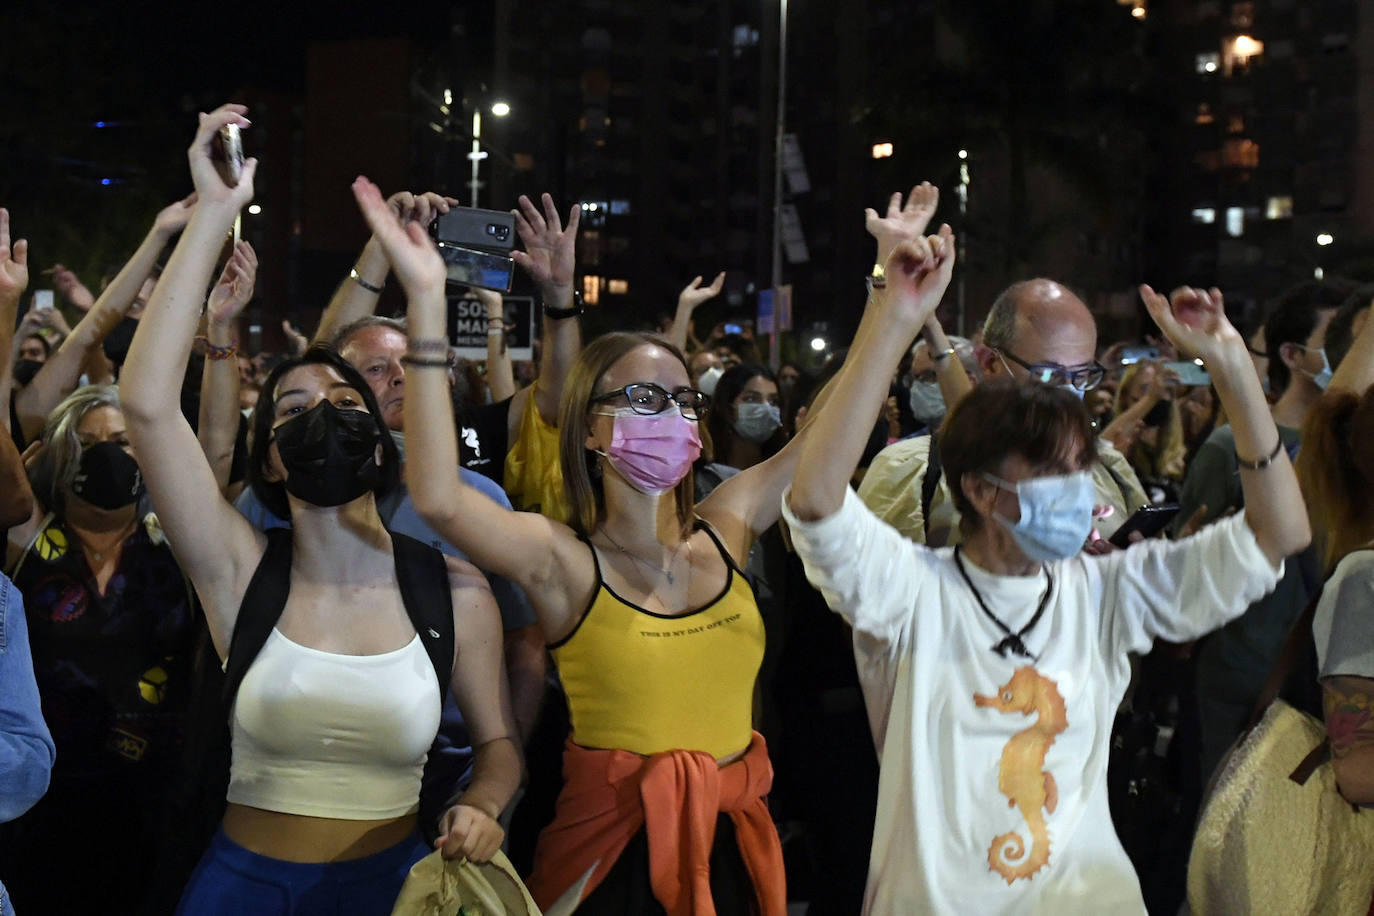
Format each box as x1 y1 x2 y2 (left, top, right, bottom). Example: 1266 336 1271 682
407 338 450 355
200 337 238 361
400 354 450 368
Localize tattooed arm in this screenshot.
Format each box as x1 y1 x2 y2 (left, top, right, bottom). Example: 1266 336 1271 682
1323 674 1374 806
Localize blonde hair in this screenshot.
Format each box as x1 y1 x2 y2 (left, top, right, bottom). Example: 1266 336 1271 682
29 384 123 517
1297 388 1374 573
1114 363 1187 481
558 332 697 538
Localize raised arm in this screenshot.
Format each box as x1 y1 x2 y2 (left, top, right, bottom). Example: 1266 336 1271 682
510 193 582 433
48 263 96 313
476 288 517 402
14 194 197 441
1139 285 1310 565
667 271 725 353
0 208 28 431
1328 297 1374 395
198 240 257 495
921 312 973 410
789 230 955 522
1100 360 1176 453
353 177 592 635
121 105 266 655
311 190 457 346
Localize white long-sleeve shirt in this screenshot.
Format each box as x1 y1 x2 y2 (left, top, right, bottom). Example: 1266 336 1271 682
782 487 1283 915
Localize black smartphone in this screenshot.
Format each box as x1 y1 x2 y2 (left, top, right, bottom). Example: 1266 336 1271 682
438 242 514 293
434 208 516 252
1108 503 1181 548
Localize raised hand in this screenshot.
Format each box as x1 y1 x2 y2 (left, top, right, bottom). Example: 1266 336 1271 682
188 105 257 208
511 193 579 295
865 182 940 265
678 271 726 314
1139 285 1243 366
435 803 504 863
281 320 308 357
46 263 95 311
385 190 459 229
0 208 30 309
881 224 956 332
352 176 446 299
153 192 200 237
206 241 258 326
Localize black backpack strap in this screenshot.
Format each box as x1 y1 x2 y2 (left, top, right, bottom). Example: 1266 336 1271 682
222 528 294 706
921 434 942 542
391 531 455 710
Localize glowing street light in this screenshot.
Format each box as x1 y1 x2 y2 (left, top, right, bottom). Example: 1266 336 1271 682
1316 232 1335 246
810 336 827 352
247 204 262 215
871 142 893 159
490 101 511 117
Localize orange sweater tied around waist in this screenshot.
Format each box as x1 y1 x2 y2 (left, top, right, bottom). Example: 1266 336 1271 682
526 731 786 916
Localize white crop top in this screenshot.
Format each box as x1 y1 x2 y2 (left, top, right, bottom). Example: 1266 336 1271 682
227 628 442 820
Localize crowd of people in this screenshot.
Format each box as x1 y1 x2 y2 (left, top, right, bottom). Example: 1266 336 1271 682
1 103 1371 915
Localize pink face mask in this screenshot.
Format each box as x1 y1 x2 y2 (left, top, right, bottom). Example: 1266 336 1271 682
594 408 702 495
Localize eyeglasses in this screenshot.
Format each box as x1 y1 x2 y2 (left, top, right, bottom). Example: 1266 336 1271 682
591 383 709 420
996 349 1107 391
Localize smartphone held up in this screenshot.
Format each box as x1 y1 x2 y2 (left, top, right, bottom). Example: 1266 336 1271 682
432 208 517 293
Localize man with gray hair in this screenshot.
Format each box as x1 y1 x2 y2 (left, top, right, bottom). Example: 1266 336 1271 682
859 277 1147 546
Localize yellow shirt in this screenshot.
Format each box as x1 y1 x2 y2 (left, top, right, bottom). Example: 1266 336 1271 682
503 387 570 523
550 525 764 759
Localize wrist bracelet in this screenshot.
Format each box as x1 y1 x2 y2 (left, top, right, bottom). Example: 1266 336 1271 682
543 287 584 320
349 267 384 294
400 354 451 368
199 337 238 361
407 338 450 355
487 327 505 336
1236 437 1284 470
932 347 956 362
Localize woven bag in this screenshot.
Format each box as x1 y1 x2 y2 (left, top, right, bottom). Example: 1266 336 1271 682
1188 700 1374 914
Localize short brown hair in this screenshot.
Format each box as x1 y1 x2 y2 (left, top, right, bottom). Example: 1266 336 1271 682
558 332 696 538
939 378 1097 536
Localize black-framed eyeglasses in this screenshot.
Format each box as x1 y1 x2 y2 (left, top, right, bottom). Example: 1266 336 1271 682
997 349 1107 391
591 383 709 420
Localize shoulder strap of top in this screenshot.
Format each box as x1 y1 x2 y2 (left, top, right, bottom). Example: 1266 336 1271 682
695 517 747 578
391 530 455 707
922 434 942 542
222 528 294 706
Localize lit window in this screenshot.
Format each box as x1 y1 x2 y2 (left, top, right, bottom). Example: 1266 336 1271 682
1192 207 1217 224
872 142 894 159
583 275 602 305
1227 114 1245 133
1226 207 1244 237
1222 138 1260 168
1197 52 1221 73
1195 103 1215 124
1266 196 1293 219
1223 35 1264 74
607 279 629 295
1230 2 1254 29
732 24 759 49
609 200 631 215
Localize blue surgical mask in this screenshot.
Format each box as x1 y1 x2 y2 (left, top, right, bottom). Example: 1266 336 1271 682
982 470 1095 562
908 380 946 427
1300 346 1333 391
734 402 782 443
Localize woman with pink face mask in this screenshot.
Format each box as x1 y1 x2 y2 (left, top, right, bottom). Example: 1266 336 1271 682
351 174 827 913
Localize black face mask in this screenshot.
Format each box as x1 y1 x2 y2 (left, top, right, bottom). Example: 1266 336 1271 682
71 442 144 510
12 359 42 386
103 316 139 366
272 399 384 507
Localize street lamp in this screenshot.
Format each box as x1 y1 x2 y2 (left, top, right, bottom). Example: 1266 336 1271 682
467 101 512 208
490 101 511 118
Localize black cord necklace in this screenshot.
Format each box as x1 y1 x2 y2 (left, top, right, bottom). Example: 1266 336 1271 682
953 546 1053 660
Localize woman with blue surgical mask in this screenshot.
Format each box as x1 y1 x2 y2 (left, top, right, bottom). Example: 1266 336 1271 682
698 363 787 498
784 226 1310 914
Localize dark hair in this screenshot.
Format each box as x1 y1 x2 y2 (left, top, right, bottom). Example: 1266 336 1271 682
21 333 52 358
246 347 401 520
939 378 1097 535
1263 278 1358 393
704 363 785 463
1298 386 1374 572
1325 283 1374 373
715 333 761 364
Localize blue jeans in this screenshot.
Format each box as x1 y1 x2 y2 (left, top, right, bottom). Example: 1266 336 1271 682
175 828 430 915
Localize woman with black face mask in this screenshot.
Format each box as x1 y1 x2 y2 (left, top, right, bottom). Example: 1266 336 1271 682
118 105 520 916
1 384 199 913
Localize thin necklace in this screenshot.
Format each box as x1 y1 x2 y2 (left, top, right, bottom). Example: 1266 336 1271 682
600 527 691 588
953 546 1053 660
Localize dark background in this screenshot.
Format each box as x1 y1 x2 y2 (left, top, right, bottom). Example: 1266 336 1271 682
4 0 1372 362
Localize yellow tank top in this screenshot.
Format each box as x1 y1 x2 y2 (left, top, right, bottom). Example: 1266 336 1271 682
550 524 764 760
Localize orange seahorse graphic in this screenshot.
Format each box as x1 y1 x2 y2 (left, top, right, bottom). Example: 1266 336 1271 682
972 665 1069 884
